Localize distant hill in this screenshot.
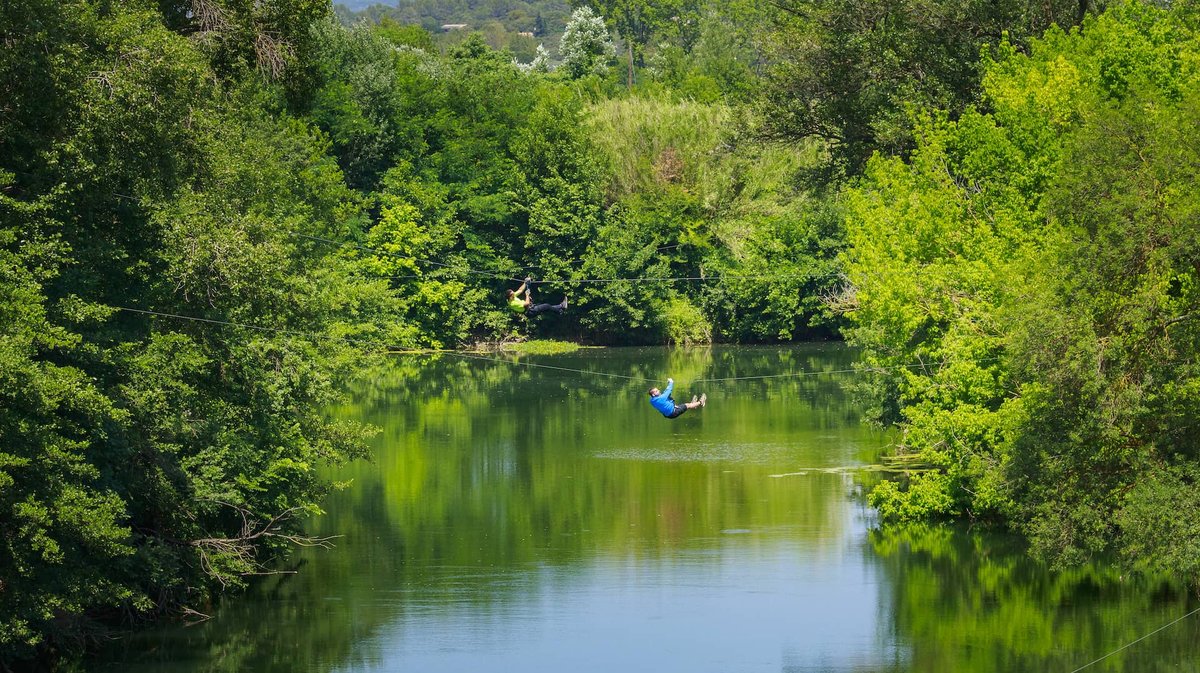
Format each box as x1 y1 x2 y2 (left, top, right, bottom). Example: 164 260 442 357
335 0 383 11
335 0 571 35
334 0 573 60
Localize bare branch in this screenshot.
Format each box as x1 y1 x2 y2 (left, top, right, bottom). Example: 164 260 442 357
763 0 811 20
821 280 858 314
189 501 333 584
190 0 230 34
179 606 212 623
1164 313 1199 330
254 32 293 80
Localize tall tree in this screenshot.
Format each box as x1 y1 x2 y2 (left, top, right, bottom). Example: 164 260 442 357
583 0 701 85
757 0 1100 180
560 6 616 78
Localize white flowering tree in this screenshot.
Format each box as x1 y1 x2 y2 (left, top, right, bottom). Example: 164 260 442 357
516 43 553 74
559 6 615 79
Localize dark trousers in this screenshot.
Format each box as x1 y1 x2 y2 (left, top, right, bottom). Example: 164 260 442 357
666 399 687 418
528 302 564 315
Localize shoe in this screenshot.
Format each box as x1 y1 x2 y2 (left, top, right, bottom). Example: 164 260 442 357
699 394 707 407
560 297 568 310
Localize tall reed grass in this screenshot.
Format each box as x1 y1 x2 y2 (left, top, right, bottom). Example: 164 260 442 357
585 97 731 199
584 96 817 215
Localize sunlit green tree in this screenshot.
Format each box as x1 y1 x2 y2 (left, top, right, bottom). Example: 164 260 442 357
846 2 1200 579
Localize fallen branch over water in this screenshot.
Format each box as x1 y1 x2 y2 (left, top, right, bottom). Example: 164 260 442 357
769 462 937 478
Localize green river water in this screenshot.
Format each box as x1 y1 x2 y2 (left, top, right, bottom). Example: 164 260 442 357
87 345 1200 672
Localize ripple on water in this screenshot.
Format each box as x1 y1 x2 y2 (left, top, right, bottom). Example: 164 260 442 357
591 441 796 464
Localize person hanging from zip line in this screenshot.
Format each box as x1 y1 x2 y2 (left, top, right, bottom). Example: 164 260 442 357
648 378 706 419
507 277 568 316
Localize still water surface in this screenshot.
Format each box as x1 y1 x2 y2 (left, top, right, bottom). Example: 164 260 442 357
89 345 1200 672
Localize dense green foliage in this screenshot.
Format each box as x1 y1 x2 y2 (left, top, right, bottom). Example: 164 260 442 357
0 0 406 661
0 0 839 663
9 0 1200 664
294 9 840 346
844 2 1200 580
583 97 840 342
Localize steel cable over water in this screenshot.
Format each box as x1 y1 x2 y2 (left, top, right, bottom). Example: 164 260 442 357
291 233 521 281
691 357 1001 384
111 305 995 387
1065 605 1200 673
442 351 659 383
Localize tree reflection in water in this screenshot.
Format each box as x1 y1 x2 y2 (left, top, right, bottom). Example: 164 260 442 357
82 346 1200 673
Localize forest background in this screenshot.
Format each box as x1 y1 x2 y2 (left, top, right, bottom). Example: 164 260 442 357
5 0 1200 665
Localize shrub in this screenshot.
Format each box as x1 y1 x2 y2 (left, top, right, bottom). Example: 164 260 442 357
663 297 712 345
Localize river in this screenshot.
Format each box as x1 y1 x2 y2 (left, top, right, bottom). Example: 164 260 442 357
84 345 1200 672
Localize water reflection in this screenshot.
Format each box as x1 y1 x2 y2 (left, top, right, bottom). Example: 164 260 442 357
83 346 1200 673
864 526 1200 673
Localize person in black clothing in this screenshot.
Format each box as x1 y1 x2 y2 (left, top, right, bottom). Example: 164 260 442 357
506 277 567 315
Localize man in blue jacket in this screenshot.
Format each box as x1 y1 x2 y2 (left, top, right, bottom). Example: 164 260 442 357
648 378 706 419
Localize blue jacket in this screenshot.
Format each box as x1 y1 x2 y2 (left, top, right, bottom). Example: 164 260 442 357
649 380 676 416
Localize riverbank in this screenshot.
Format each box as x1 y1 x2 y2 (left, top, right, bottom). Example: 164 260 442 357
389 339 592 356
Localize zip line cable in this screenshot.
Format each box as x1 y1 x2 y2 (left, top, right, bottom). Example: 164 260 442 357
442 351 659 383
6 168 141 202
444 353 957 386
526 272 844 284
291 233 522 281
417 349 998 385
1066 605 1200 673
692 357 1001 384
109 307 651 381
110 306 992 387
695 364 918 384
110 307 658 381
111 306 392 349
292 232 845 285
8 172 846 287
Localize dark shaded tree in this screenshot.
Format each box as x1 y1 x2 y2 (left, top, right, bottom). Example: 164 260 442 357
758 0 1100 180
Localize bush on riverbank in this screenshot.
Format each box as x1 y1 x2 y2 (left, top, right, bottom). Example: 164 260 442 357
500 340 584 355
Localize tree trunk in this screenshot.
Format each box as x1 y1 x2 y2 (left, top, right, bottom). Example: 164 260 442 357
627 38 633 90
